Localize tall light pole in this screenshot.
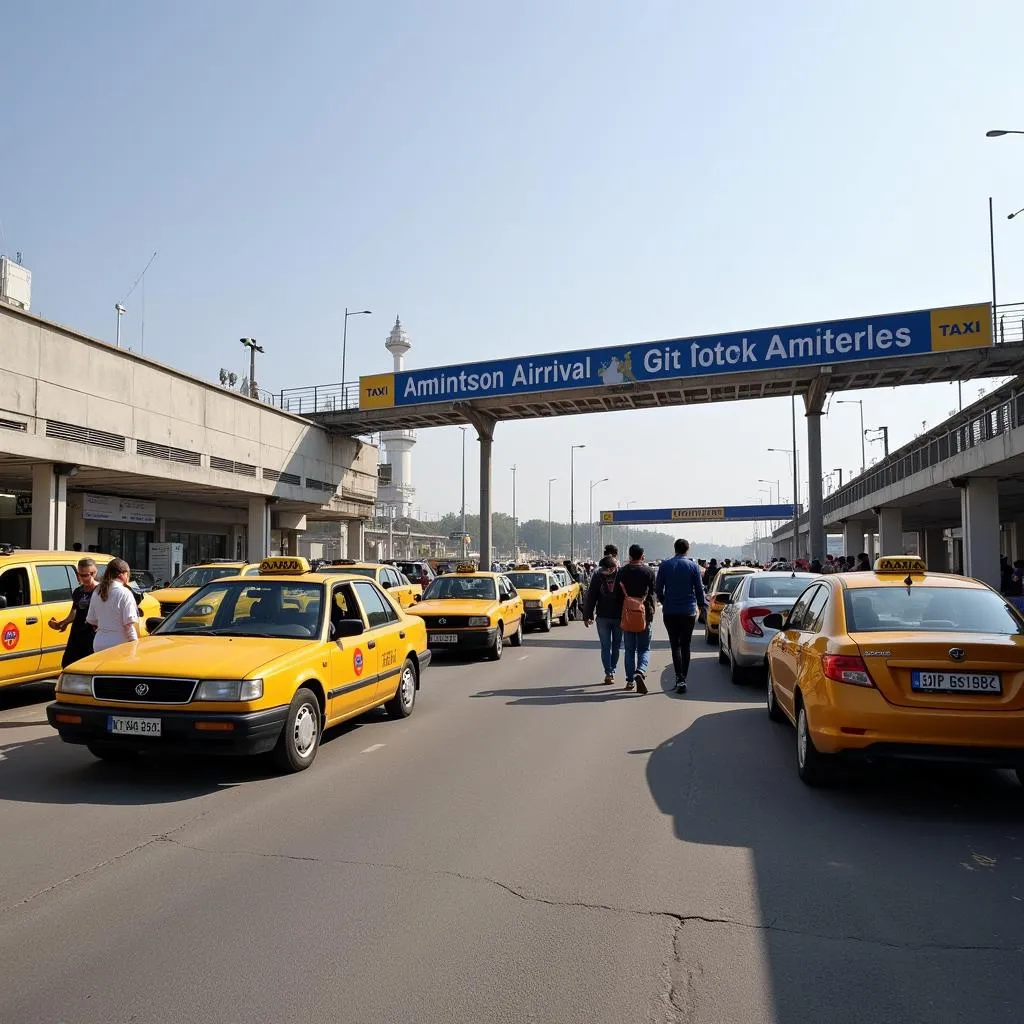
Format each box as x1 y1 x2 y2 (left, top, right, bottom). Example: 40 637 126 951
510 464 518 559
836 398 866 474
341 307 372 407
460 426 468 560
589 477 608 560
569 444 586 561
240 338 264 399
832 467 843 491
865 426 889 458
768 446 800 562
622 499 637 553
758 477 780 532
547 477 557 557
115 303 126 348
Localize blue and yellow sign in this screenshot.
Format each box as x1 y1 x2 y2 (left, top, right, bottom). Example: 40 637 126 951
602 505 797 525
359 303 991 410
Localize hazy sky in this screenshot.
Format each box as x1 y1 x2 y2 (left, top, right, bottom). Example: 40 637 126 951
4 1 1024 544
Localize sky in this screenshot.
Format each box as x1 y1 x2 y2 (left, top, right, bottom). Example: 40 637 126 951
4 0 1024 545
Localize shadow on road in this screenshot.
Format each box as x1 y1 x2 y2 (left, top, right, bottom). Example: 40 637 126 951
0 682 56 712
471 682 636 705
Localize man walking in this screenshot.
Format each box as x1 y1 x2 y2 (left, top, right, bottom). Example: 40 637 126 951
616 543 656 694
655 538 707 694
582 555 623 684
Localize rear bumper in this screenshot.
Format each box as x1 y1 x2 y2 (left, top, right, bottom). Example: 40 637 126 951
417 650 432 673
732 631 775 667
46 702 288 756
427 628 496 652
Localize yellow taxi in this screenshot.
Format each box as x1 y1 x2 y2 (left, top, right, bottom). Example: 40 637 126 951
551 565 583 620
764 556 1024 787
46 557 430 773
704 565 758 644
319 559 423 609
505 565 570 631
411 563 524 659
0 547 161 689
149 560 262 617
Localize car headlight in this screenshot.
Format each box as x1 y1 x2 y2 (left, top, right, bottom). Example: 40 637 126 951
467 616 490 626
57 672 92 695
195 678 263 701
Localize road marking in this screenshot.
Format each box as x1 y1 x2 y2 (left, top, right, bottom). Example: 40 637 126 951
361 743 386 754
518 655 529 661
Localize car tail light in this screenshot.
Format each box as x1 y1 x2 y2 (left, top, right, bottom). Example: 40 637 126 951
821 654 874 687
739 606 773 636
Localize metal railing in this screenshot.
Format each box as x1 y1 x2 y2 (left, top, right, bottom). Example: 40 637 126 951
277 382 361 416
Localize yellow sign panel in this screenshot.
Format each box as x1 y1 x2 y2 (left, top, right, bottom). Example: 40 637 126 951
600 511 614 523
874 556 927 573
671 507 726 522
360 373 396 409
259 557 311 575
929 303 991 352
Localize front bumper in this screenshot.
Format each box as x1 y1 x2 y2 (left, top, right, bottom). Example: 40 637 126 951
427 628 496 652
46 702 289 756
524 607 551 625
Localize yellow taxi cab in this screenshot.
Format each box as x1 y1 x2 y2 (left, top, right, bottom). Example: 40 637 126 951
704 565 758 644
46 557 430 773
505 564 570 631
319 559 423 609
149 560 262 617
410 563 524 659
764 556 1024 787
0 546 161 689
552 565 583 620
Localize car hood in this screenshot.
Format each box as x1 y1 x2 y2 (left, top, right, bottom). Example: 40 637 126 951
411 599 499 616
149 587 196 605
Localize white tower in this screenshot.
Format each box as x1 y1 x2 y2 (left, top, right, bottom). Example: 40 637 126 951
379 316 416 517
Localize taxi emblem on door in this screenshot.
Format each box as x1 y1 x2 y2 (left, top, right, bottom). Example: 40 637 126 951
948 648 966 662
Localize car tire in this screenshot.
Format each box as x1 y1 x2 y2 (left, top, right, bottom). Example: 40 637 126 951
508 619 524 647
488 625 504 661
766 663 785 723
541 608 552 633
385 658 417 719
558 604 570 627
705 625 716 646
273 686 322 773
87 743 139 762
795 699 834 786
718 632 728 665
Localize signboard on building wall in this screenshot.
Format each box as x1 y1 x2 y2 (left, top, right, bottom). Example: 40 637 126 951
14 495 31 516
83 493 156 524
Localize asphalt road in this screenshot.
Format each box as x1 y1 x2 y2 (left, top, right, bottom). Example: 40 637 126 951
1 621 1023 1024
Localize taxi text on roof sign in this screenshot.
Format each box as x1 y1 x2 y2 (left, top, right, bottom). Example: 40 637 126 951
874 556 928 573
259 557 311 575
359 303 992 409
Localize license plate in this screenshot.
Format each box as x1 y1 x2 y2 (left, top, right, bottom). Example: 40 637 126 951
429 633 459 644
911 671 1001 694
108 716 162 736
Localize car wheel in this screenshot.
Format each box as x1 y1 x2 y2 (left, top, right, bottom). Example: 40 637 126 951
558 603 570 627
766 663 785 722
541 608 552 633
488 625 504 660
87 743 139 762
705 625 716 645
384 658 417 718
273 686 321 773
729 643 745 685
508 619 524 647
795 699 834 786
718 631 728 665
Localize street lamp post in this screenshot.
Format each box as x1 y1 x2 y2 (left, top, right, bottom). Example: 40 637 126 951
622 500 637 552
865 426 889 458
589 477 608 560
115 303 126 348
510 465 518 559
836 399 866 474
341 307 372 408
460 426 468 560
569 444 586 561
240 338 264 399
547 477 557 557
833 467 843 491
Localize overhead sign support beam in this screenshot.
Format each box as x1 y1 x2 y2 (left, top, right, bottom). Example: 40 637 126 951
804 373 831 565
456 404 498 571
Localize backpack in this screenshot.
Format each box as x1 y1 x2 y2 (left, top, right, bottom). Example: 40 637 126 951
619 583 648 632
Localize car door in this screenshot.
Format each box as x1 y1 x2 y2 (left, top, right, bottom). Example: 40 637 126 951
720 575 747 649
35 562 78 676
327 581 378 722
499 576 522 632
351 580 404 704
0 563 42 685
771 584 820 711
387 567 416 608
791 583 832 704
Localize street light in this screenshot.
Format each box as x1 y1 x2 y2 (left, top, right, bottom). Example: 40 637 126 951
986 129 1024 137
569 444 586 561
622 499 637 553
510 464 518 558
832 467 843 491
459 426 468 559
341 307 372 407
865 426 889 458
1008 208 1024 220
836 399 866 474
589 477 609 560
768 447 800 562
240 338 264 399
115 303 126 348
547 477 557 557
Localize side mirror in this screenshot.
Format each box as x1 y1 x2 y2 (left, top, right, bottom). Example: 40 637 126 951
550 584 559 592
382 581 392 589
333 618 365 638
145 616 164 633
0 594 7 609
414 593 422 602
762 612 785 630
719 595 731 605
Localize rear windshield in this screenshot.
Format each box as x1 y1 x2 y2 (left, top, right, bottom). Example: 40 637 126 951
844 586 1024 634
748 576 812 600
507 572 548 590
716 573 749 596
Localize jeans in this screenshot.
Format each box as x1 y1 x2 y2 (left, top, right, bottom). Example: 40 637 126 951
595 617 622 676
624 626 653 680
663 613 697 680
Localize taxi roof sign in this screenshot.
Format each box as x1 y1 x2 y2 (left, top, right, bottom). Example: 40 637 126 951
259 556 311 575
874 556 927 573
455 562 479 573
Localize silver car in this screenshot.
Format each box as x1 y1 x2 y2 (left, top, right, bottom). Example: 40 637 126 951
717 571 819 682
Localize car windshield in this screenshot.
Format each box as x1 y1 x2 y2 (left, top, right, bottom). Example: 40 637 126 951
158 580 324 638
843 586 1024 634
422 576 497 601
167 566 241 588
507 572 548 590
748 576 812 599
716 573 750 595
321 566 377 580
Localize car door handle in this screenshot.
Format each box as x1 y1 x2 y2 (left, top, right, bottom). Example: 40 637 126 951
399 631 406 639
367 640 377 650
26 617 38 624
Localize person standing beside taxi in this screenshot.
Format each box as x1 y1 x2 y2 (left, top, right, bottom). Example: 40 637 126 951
86 558 141 652
48 557 99 667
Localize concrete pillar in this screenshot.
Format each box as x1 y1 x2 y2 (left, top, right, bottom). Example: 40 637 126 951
842 520 866 558
478 432 493 570
867 530 876 559
923 528 947 572
247 497 270 562
805 409 826 562
346 520 364 561
878 508 903 555
961 477 1000 588
31 463 67 550
1012 517 1024 562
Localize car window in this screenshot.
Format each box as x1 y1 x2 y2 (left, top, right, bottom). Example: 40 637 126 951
331 582 363 626
37 564 76 603
352 580 399 628
843 586 1024 633
388 568 405 588
802 585 830 633
748 576 813 600
718 573 748 596
169 566 240 588
0 567 31 608
784 586 817 630
498 577 514 601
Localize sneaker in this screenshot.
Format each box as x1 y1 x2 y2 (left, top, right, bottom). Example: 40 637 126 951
635 672 648 696
675 681 687 695
625 678 635 691
603 673 614 685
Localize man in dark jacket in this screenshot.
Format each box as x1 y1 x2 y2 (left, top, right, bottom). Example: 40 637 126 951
655 538 707 694
616 544 656 694
582 555 622 684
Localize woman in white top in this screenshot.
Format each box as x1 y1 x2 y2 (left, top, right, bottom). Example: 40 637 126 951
86 558 141 652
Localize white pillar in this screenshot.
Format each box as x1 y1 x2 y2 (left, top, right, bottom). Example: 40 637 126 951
842 520 866 558
247 497 270 562
30 463 67 550
346 520 364 561
878 508 904 555
923 528 947 572
961 478 1000 588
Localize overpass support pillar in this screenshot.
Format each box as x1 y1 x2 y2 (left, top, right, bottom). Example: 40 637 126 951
877 508 904 555
960 478 1000 588
842 520 866 558
803 378 828 564
31 463 67 551
922 527 947 571
459 407 498 571
346 520 365 561
247 497 270 562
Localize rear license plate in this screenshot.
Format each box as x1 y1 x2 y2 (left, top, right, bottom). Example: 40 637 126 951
429 633 459 644
108 716 162 736
911 671 1001 694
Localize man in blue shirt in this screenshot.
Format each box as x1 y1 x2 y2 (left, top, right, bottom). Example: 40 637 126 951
655 538 707 694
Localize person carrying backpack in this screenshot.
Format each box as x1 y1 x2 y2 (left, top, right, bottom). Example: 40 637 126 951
616 544 656 694
582 555 623 684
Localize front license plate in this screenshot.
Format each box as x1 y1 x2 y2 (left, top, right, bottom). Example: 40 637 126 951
429 633 460 643
911 671 1001 694
108 716 162 736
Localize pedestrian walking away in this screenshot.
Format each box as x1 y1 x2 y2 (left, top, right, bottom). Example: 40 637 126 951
86 557 141 652
655 539 707 694
48 557 100 667
582 555 623 684
616 544 656 694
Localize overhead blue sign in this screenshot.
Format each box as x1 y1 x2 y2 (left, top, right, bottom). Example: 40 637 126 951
360 303 991 409
601 505 797 525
